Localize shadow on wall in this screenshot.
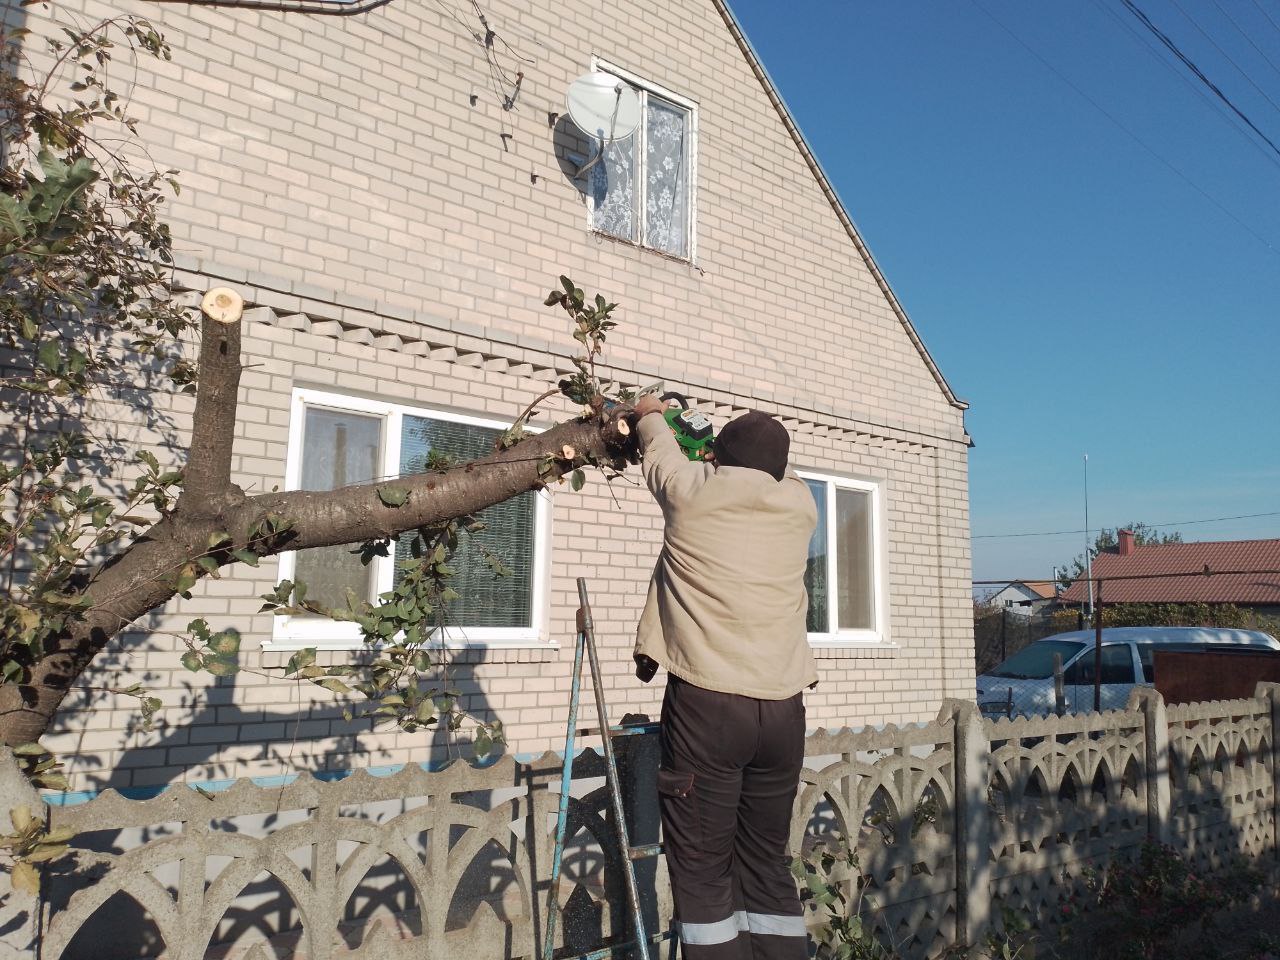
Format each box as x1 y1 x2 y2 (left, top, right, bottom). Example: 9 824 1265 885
63 640 509 794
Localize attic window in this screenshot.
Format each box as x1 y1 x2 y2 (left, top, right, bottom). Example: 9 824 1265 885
587 62 696 260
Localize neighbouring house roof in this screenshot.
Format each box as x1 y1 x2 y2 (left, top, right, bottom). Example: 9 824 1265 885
712 0 967 417
1059 538 1280 606
1020 581 1058 600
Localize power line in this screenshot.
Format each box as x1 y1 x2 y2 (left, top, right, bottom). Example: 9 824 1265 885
1119 0 1280 162
1166 0 1280 122
142 0 395 15
1247 0 1280 46
974 510 1280 540
1086 0 1280 176
1207 0 1280 88
966 0 1280 258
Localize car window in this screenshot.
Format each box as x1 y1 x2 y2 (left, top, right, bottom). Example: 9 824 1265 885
1136 643 1155 683
988 640 1086 679
1064 645 1135 685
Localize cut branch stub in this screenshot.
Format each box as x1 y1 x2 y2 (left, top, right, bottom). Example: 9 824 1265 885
200 287 244 325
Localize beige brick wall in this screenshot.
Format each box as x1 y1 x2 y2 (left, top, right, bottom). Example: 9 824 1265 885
12 0 974 791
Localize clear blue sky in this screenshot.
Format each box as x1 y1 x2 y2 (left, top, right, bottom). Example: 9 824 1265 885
727 0 1280 587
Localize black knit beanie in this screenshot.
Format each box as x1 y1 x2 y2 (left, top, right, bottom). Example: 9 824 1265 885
714 410 789 481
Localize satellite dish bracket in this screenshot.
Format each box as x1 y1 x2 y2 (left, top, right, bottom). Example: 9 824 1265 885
573 82 625 179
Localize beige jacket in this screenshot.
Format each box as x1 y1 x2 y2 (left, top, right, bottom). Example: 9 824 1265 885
634 413 818 699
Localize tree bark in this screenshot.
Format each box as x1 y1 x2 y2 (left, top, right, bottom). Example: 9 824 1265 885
178 291 244 510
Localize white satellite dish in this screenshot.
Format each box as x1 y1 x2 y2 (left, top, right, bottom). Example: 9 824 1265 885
567 71 640 141
565 71 640 177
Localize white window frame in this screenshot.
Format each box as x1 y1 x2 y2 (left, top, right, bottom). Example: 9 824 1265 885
586 57 699 262
797 470 887 646
267 388 552 651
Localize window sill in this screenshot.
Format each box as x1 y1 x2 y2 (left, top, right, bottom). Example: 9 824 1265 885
589 229 696 268
258 639 560 666
809 641 900 660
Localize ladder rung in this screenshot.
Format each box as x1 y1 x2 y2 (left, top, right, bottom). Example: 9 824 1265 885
576 721 662 738
627 842 663 860
566 929 675 960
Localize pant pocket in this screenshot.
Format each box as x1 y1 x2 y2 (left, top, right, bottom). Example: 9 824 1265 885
657 767 705 857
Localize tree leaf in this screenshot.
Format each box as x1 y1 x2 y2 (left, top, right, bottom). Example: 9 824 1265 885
208 629 241 656
203 658 239 677
569 469 585 492
11 861 39 895
231 549 259 567
377 486 409 507
180 650 202 672
24 843 68 863
36 338 59 372
316 677 351 694
174 564 197 593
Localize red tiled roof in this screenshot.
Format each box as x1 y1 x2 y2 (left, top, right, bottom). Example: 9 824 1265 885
1059 538 1280 605
1022 580 1057 600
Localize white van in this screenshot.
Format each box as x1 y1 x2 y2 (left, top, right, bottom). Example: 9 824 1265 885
976 626 1280 717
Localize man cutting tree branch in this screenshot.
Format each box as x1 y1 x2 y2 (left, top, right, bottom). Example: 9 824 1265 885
631 394 817 960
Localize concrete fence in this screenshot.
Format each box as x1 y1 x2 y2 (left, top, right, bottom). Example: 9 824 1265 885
2 684 1277 960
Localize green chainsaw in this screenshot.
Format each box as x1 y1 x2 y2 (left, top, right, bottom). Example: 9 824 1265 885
656 391 715 461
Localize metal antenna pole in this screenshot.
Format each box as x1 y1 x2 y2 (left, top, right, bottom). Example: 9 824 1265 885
1084 454 1093 621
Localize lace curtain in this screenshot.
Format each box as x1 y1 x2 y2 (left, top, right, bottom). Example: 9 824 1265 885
591 137 637 243
644 98 689 258
590 92 689 258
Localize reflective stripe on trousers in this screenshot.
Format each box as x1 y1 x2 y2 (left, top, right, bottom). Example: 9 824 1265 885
677 912 809 946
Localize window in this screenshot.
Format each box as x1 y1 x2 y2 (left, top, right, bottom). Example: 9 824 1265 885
800 473 885 643
1063 645 1136 685
988 640 1086 680
588 60 696 260
272 389 549 649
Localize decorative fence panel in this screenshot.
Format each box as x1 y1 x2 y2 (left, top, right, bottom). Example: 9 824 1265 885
985 704 1151 931
1167 695 1277 871
3 683 1278 960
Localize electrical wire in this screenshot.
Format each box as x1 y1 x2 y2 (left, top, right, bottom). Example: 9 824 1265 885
1086 0 1280 177
974 511 1280 540
141 0 395 15
1248 0 1280 44
966 0 1280 258
1118 0 1280 162
1206 0 1280 87
1165 0 1280 122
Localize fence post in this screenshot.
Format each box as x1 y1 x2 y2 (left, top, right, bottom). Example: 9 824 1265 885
1127 686 1171 845
943 698 991 948
1254 681 1280 860
0 748 46 958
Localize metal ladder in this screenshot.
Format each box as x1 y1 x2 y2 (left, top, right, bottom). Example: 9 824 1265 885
541 578 672 960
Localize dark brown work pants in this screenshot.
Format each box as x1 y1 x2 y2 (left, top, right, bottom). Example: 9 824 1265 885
658 676 808 960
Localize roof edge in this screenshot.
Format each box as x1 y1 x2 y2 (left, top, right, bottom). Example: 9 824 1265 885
712 0 967 412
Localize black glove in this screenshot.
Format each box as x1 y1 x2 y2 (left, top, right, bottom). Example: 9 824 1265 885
634 653 659 683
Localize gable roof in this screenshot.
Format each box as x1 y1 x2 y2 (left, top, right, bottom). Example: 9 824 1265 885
1021 581 1058 600
712 1 966 414
1059 538 1280 606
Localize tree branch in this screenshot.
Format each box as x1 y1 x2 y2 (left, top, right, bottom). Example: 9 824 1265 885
0 404 636 745
177 289 244 510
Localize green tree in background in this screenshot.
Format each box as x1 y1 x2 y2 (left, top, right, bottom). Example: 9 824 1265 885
1056 522 1184 588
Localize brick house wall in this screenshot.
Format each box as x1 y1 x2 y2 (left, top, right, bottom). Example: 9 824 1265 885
9 0 974 791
